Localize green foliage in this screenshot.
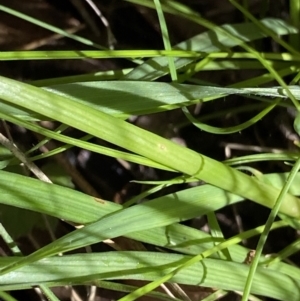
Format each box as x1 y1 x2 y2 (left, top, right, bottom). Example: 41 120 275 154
0 1 300 301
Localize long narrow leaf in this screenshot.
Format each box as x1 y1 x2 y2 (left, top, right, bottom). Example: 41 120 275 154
0 252 299 301
0 77 299 218
2 81 300 121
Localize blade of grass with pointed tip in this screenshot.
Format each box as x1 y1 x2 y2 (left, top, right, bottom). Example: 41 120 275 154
153 0 177 81
125 1 300 109
2 81 300 122
181 101 278 134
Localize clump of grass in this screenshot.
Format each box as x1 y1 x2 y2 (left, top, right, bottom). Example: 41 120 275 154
0 1 300 301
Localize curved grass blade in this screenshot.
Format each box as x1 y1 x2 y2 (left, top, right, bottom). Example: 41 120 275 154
182 101 278 134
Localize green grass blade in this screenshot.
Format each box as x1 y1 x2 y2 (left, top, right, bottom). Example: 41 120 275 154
0 169 297 276
242 157 300 300
182 101 278 134
0 169 120 224
31 68 133 86
206 211 232 260
0 113 171 171
289 0 300 47
229 0 299 55
0 291 18 301
123 18 297 81
3 81 300 121
1 169 298 260
201 290 229 301
0 173 249 274
94 281 182 301
0 77 300 218
0 252 300 301
261 238 300 266
119 220 293 301
40 83 300 117
0 50 204 60
224 153 298 166
0 213 60 301
1 168 299 295
0 169 296 263
153 0 177 81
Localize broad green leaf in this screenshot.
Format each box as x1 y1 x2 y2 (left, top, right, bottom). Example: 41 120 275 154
44 83 300 118
0 169 299 288
0 170 297 256
0 252 300 301
0 169 298 275
1 81 300 121
0 169 247 274
0 170 116 225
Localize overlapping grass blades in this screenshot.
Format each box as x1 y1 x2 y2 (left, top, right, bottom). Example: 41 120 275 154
0 77 300 220
0 2 300 300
